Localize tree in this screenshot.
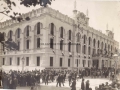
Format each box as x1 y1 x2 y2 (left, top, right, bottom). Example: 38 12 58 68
0 0 54 22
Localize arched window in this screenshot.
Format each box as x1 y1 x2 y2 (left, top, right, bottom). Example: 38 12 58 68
105 43 106 50
69 30 71 40
77 33 80 42
88 47 91 55
50 23 54 35
98 40 100 48
83 45 86 54
60 27 64 38
37 38 40 48
9 30 12 39
76 43 80 53
84 35 86 44
108 45 110 51
111 45 112 51
17 28 20 38
37 22 40 34
101 42 103 50
88 37 91 45
93 39 96 47
26 26 29 36
60 40 63 50
50 38 54 49
68 42 71 52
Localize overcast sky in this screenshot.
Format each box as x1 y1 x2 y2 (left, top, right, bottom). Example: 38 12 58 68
0 0 120 48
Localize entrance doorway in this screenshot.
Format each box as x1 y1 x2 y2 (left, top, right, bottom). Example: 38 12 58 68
92 60 99 69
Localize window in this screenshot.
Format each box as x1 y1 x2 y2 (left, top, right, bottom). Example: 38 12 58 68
37 57 40 66
50 57 53 66
17 29 20 38
50 38 54 49
10 58 12 65
83 60 85 67
68 59 70 67
3 58 5 65
88 47 91 55
89 37 91 45
2 44 4 51
68 42 71 52
77 59 78 67
17 57 20 65
77 33 80 42
26 57 29 66
93 39 96 47
88 61 90 67
83 45 86 54
60 27 63 38
60 40 63 50
76 44 78 53
84 35 86 44
37 38 40 48
60 58 62 67
26 40 29 49
26 26 29 36
69 30 71 40
18 41 20 50
50 23 54 35
10 30 12 39
98 41 100 48
37 22 40 34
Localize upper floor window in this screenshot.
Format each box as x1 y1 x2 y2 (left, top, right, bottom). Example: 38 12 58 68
60 27 64 38
77 33 80 42
26 40 29 49
68 30 72 40
26 26 30 37
68 42 71 52
37 38 40 48
17 28 20 38
60 40 63 50
50 23 54 35
88 37 91 45
98 40 100 48
50 38 54 49
84 35 86 44
8 30 13 39
37 22 40 34
93 39 96 47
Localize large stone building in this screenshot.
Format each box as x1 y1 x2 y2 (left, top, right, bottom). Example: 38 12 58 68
0 5 119 71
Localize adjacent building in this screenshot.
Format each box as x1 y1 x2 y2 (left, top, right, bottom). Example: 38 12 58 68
0 5 119 71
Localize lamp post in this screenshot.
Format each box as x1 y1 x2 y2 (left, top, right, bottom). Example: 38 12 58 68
113 54 118 77
22 57 25 72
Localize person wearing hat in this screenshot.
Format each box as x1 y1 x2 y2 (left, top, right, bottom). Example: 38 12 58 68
81 78 85 90
70 78 76 90
86 80 90 90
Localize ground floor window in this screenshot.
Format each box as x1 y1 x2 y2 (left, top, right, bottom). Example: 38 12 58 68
83 60 86 67
60 58 62 67
3 58 5 65
50 57 53 66
10 58 12 65
68 59 70 67
17 57 20 66
26 57 29 66
37 57 40 66
88 60 90 67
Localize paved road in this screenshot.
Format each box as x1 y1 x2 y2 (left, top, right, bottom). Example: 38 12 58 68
16 78 112 90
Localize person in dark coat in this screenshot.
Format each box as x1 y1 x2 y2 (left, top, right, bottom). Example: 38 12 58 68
56 74 61 87
68 73 72 86
45 74 49 85
12 76 18 89
8 76 13 89
70 78 76 90
81 78 85 90
86 80 90 90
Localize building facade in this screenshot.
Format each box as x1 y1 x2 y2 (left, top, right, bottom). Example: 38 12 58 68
0 6 119 71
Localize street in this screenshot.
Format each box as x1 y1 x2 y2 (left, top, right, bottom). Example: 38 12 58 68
16 78 112 90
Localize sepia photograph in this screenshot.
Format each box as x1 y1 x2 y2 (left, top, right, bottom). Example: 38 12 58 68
0 0 120 90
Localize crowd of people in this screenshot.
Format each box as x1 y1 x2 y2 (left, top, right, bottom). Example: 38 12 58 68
0 67 119 90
